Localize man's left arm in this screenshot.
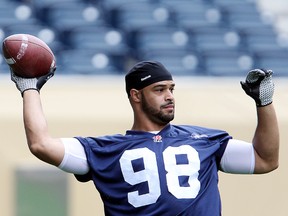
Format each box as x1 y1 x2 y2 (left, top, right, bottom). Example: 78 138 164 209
241 69 279 173
253 104 279 173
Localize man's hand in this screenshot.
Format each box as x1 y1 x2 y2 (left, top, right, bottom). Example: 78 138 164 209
11 67 56 96
240 69 274 107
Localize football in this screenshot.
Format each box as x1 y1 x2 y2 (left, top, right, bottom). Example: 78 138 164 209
2 34 56 78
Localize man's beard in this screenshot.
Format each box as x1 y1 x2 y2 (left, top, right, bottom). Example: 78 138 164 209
141 92 174 125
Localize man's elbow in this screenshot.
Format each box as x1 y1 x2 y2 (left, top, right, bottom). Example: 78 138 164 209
255 158 279 174
29 142 47 159
27 139 64 167
266 160 279 173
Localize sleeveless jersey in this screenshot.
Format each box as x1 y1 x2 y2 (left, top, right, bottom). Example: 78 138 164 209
75 124 232 216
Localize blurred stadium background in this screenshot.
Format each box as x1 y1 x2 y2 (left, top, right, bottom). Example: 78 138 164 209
1 0 288 76
0 0 288 216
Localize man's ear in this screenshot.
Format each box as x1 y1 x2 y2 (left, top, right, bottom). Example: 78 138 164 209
130 89 141 103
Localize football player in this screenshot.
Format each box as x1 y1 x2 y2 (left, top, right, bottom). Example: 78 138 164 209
10 61 279 215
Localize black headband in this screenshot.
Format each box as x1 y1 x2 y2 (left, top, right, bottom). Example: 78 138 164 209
125 61 173 97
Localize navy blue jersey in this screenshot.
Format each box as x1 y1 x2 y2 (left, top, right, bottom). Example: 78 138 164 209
75 124 232 216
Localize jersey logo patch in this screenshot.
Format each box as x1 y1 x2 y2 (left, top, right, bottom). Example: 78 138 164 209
191 133 208 139
153 135 162 143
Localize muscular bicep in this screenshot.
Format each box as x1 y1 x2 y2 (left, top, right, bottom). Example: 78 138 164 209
220 139 255 174
29 137 65 167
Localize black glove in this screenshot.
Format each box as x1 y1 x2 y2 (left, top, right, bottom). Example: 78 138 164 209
240 69 274 107
11 67 56 97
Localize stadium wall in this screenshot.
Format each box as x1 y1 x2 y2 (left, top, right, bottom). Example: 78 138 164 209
1 75 287 216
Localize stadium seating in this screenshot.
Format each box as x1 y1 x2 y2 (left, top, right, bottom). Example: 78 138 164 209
67 25 129 53
241 26 286 52
110 1 174 32
0 53 8 74
132 26 190 55
253 49 288 76
167 0 224 29
140 49 203 76
0 2 37 27
40 2 105 31
189 26 242 53
202 50 254 76
57 48 126 75
0 0 287 76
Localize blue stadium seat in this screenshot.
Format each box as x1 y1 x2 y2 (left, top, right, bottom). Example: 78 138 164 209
253 49 288 77
213 0 259 13
245 34 283 53
32 0 85 10
140 49 203 76
236 24 276 36
189 26 242 53
0 54 9 74
214 0 272 31
239 26 285 53
100 0 150 11
0 2 37 27
165 0 224 29
57 49 126 75
0 28 8 43
217 1 268 29
67 26 129 54
111 2 174 32
133 26 191 56
42 2 105 31
203 50 254 76
228 13 271 30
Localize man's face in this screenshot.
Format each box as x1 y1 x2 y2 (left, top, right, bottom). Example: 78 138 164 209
140 80 175 126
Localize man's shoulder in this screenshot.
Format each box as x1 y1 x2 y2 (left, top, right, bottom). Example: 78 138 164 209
171 124 216 132
171 124 229 138
76 134 127 147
